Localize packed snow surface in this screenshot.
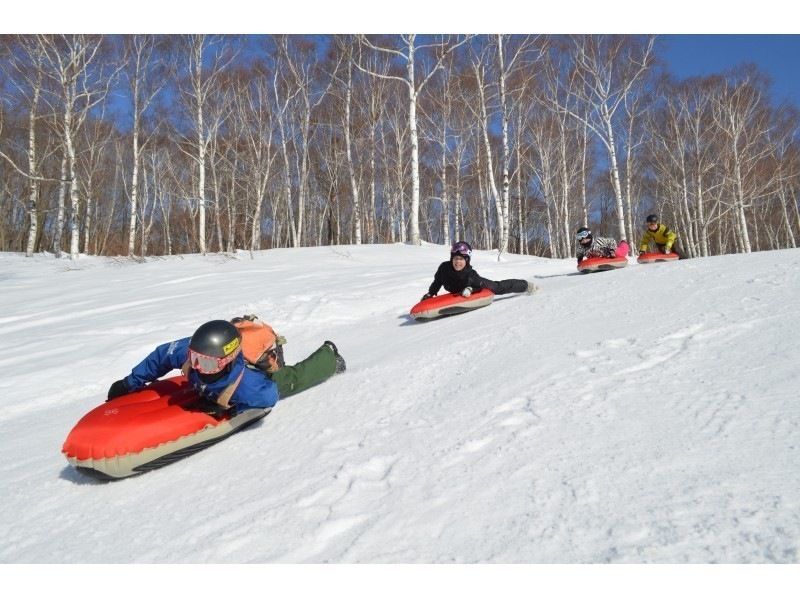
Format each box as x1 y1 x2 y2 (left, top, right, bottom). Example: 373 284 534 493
0 244 798 563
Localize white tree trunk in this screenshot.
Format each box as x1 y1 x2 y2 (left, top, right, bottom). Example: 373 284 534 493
441 127 450 247
193 41 208 255
732 150 752 253
581 120 589 227
408 80 421 245
129 109 140 256
197 103 207 254
64 100 81 260
294 105 312 247
455 160 462 243
345 60 362 245
516 110 525 254
778 180 796 248
602 103 627 241
696 173 709 257
54 154 67 257
624 114 635 251
369 121 377 243
497 36 511 256
210 152 223 252
83 188 93 255
559 133 571 258
475 64 504 252
25 74 41 257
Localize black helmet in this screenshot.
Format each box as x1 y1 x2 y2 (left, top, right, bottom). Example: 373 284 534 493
576 226 592 244
450 240 472 261
188 320 242 376
646 214 658 224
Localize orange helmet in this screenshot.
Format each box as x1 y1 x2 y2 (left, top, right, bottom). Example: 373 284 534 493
231 317 278 364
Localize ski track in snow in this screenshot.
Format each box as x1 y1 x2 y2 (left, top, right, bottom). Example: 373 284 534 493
0 246 798 563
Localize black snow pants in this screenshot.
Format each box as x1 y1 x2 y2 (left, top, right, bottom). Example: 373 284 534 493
479 277 528 295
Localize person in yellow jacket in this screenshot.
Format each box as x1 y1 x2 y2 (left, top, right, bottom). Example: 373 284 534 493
639 214 682 256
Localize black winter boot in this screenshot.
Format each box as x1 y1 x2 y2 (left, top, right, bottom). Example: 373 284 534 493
324 340 347 374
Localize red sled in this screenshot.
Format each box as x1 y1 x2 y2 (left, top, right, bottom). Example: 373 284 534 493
577 256 628 273
62 376 269 480
637 251 679 264
410 288 495 320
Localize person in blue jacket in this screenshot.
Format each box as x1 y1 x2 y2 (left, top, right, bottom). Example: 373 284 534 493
106 320 278 413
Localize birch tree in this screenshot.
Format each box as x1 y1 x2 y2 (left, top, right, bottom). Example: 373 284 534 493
469 53 503 252
332 37 363 244
363 52 392 243
77 116 115 255
355 34 471 245
711 70 774 253
2 38 47 256
231 65 278 253
418 51 459 246
770 111 799 248
273 36 336 248
177 35 236 254
563 35 655 242
123 35 168 257
495 35 543 255
384 95 410 242
37 34 117 259
535 43 587 257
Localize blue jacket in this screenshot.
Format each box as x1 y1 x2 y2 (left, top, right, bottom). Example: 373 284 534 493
124 337 279 412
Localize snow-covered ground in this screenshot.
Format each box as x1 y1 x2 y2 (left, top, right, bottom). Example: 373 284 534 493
1 243 799 567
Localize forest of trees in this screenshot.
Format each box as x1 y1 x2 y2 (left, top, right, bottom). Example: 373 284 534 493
0 34 798 260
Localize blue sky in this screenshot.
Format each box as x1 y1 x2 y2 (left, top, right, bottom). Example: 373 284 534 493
6 2 798 111
657 35 800 106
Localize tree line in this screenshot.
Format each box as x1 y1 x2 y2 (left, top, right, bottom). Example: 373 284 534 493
0 34 798 259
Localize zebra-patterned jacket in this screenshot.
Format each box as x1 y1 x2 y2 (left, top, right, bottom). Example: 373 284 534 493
576 236 618 263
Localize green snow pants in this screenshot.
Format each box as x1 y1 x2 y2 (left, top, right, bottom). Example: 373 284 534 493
269 344 337 398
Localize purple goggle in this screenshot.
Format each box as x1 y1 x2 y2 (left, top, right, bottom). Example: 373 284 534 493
576 230 592 241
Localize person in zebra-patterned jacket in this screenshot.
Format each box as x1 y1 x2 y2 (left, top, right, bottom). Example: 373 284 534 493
575 227 628 265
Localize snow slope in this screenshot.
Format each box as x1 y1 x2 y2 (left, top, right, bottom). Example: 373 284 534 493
0 244 798 564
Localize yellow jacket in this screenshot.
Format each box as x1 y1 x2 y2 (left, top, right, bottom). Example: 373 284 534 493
639 223 677 252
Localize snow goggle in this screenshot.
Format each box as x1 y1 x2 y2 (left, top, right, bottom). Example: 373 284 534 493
255 346 278 368
188 348 238 375
576 230 592 240
451 242 472 257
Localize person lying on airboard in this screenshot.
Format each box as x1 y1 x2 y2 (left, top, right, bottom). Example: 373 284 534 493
106 320 278 413
421 241 536 301
638 214 682 257
106 319 345 412
575 227 629 265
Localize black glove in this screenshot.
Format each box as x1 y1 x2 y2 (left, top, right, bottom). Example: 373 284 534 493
421 293 433 301
107 378 131 401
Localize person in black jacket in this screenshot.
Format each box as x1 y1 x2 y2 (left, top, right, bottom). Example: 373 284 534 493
421 241 536 301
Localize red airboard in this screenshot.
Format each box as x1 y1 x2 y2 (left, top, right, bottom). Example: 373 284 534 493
577 256 628 273
62 376 268 479
637 252 679 264
62 377 217 461
410 288 495 320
